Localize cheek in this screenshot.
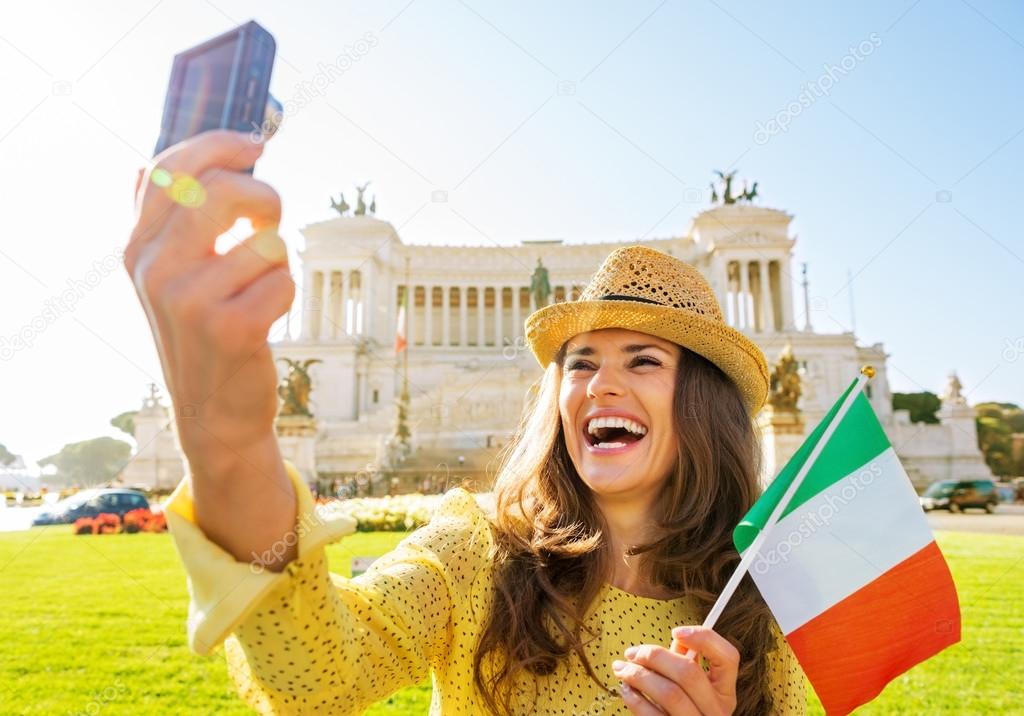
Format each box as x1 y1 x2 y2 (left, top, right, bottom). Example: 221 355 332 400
559 383 579 429
645 387 677 454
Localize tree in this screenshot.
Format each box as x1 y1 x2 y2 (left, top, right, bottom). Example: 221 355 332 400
110 410 138 437
891 392 941 424
36 437 132 486
974 403 1024 477
0 443 17 467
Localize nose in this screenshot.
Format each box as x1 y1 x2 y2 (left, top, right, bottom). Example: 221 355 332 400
586 362 626 399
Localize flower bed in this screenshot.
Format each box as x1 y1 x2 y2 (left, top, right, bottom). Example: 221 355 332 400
314 492 495 532
73 509 167 535
316 493 445 532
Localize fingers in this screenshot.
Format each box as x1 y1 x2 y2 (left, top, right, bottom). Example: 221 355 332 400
621 645 725 715
615 655 698 715
134 166 145 206
130 129 264 252
192 227 290 302
157 169 282 258
619 682 668 715
221 262 295 346
174 239 293 357
125 170 281 290
672 626 740 697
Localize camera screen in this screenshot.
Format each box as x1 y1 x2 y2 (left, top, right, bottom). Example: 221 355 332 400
166 37 240 146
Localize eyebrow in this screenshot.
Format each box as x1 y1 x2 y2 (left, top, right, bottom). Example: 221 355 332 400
565 343 671 359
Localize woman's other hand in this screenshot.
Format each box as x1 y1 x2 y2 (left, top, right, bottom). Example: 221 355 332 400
612 625 739 715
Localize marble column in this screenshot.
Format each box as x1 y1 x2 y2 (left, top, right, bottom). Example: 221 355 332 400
494 286 503 349
402 281 412 344
326 270 338 339
477 286 486 346
459 286 468 346
780 260 795 330
512 286 521 344
340 270 350 336
442 284 450 347
758 261 770 333
319 270 333 340
305 270 321 339
362 267 373 338
739 261 750 330
424 283 433 347
728 264 739 329
712 256 728 311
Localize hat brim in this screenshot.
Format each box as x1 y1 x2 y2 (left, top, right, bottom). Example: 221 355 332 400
524 298 769 414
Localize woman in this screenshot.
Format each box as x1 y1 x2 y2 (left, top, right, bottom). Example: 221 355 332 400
126 131 805 714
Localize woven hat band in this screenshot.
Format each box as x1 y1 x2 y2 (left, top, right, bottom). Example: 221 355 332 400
597 293 665 306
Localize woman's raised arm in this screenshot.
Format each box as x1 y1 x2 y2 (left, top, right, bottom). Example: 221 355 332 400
125 129 299 570
127 139 498 711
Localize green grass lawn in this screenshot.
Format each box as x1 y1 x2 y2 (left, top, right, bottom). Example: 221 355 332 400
0 526 1019 714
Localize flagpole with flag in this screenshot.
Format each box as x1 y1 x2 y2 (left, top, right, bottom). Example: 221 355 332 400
681 366 961 715
391 257 411 452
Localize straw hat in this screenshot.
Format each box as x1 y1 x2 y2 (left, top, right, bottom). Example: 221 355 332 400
524 245 769 414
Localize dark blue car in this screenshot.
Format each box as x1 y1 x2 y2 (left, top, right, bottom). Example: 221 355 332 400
32 488 150 526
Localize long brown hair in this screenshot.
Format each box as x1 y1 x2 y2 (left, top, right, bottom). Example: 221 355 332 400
472 341 780 715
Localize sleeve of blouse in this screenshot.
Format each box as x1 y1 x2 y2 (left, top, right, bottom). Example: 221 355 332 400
765 621 807 715
163 458 494 714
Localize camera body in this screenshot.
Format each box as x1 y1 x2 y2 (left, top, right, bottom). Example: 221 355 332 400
153 20 281 171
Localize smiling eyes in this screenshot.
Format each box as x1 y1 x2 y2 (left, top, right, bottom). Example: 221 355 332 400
565 355 663 371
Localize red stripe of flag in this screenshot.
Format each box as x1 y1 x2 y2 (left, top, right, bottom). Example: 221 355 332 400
786 540 961 715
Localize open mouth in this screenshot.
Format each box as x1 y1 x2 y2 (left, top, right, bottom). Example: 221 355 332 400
582 415 648 452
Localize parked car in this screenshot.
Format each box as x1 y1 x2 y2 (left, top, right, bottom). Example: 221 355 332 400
995 482 1016 504
31 488 150 526
919 479 998 513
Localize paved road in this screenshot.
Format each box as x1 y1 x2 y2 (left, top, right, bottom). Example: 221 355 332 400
0 505 44 532
927 504 1024 536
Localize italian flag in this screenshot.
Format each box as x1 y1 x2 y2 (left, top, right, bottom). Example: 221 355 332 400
735 376 961 715
394 286 408 354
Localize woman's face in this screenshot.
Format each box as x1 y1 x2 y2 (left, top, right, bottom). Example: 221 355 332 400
559 327 681 502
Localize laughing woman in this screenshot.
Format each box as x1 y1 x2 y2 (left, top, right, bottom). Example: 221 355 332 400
126 135 804 715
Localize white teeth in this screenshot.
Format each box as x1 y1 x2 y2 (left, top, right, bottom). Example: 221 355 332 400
586 416 648 436
594 442 627 449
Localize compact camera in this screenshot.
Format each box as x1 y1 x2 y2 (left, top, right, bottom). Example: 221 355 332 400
153 20 282 171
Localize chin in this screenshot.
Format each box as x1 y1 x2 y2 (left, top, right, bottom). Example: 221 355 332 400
576 464 647 498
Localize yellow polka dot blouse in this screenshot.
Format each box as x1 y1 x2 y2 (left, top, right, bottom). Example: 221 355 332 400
164 460 807 714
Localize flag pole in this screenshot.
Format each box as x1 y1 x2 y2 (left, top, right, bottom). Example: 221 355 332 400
678 365 876 657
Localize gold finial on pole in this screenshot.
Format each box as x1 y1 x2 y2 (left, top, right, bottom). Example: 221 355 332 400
860 365 876 379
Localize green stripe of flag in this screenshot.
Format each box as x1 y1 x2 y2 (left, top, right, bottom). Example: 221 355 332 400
734 377 891 553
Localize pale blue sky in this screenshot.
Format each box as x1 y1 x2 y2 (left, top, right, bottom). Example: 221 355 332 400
1 0 1022 469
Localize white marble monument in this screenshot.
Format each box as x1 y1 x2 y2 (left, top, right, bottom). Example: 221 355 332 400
122 197 994 491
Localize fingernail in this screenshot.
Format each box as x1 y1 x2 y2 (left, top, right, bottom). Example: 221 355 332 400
673 626 695 638
624 646 638 659
245 226 288 264
612 660 627 672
